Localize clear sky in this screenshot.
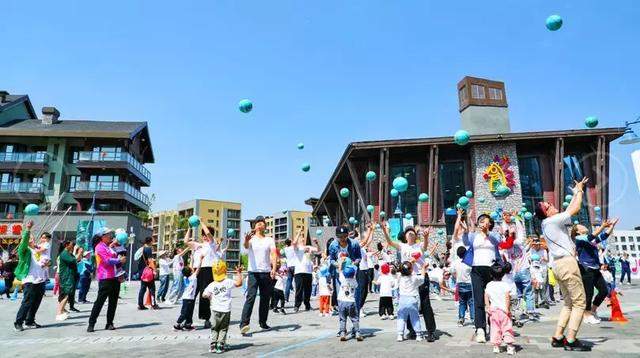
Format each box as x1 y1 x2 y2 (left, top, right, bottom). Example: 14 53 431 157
2 1 639 229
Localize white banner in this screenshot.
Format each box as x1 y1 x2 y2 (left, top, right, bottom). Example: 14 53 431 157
632 150 640 194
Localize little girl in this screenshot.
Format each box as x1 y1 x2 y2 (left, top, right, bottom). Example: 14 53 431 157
396 260 424 342
271 266 286 314
317 266 332 317
375 262 395 320
485 263 516 355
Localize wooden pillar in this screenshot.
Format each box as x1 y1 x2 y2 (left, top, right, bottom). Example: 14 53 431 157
333 183 349 223
322 202 333 226
379 148 390 214
429 145 440 223
553 138 565 208
347 159 371 222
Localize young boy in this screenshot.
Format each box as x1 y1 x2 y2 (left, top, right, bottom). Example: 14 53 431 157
451 246 473 326
202 260 243 354
33 233 52 267
337 259 363 341
174 256 202 331
271 266 286 314
374 262 395 320
317 266 332 317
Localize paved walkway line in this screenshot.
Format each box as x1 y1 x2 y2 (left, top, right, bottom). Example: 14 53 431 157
257 333 333 358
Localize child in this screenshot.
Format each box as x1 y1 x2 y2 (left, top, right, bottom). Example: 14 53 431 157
375 262 395 320
33 233 52 267
202 261 243 354
601 264 614 295
271 266 286 314
396 260 424 342
77 251 94 303
529 254 545 311
312 266 319 297
174 257 202 331
337 259 363 341
372 264 381 294
485 263 516 355
428 263 443 300
317 266 332 317
451 246 473 327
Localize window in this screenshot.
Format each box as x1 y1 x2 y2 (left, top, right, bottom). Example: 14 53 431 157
440 161 466 233
471 84 485 99
89 175 119 190
518 157 544 234
92 147 122 161
563 154 590 226
68 175 81 192
620 236 626 242
227 210 241 219
622 245 628 251
52 144 59 161
458 86 467 104
68 147 83 163
390 165 418 220
636 237 640 242
630 245 636 251
208 209 214 213
48 173 55 190
488 88 503 100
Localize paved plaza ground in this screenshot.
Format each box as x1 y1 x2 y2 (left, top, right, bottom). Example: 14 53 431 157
1 281 639 357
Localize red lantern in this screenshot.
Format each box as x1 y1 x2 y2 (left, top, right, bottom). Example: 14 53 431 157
11 224 22 235
0 224 7 235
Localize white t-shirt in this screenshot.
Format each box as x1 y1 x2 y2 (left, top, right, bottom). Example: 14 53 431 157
247 236 275 273
377 274 396 297
368 252 378 267
274 274 285 291
485 281 512 313
318 276 331 296
159 258 171 276
541 212 574 260
294 246 314 274
23 249 48 284
472 233 496 267
283 246 298 269
429 266 443 283
359 248 369 270
39 241 51 262
201 241 221 267
172 255 184 276
398 274 421 297
501 273 518 297
182 273 198 300
203 278 235 313
399 243 425 274
451 260 471 284
337 273 357 302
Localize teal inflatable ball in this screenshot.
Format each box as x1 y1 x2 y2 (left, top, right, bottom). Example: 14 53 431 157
238 99 253 113
490 211 499 220
297 142 304 150
585 116 598 128
562 202 569 208
340 188 350 198
405 213 412 220
349 217 356 224
531 253 541 261
301 163 311 172
524 212 533 221
545 15 563 31
465 190 473 198
453 130 470 146
365 171 377 182
188 215 200 227
379 211 386 219
565 194 573 202
116 232 129 246
458 196 470 207
478 197 486 203
392 177 409 192
456 203 462 209
354 220 359 225
594 206 601 212
316 229 323 236
574 220 580 225
495 185 511 197
366 205 375 213
437 228 445 235
390 188 399 198
227 228 235 237
418 193 429 202
24 203 39 216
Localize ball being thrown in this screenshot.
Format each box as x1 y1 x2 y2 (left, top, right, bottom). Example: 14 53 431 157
238 99 253 113
546 15 563 31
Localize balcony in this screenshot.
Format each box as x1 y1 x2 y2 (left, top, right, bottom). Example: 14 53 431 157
0 152 48 172
0 182 45 202
75 151 151 186
71 181 150 211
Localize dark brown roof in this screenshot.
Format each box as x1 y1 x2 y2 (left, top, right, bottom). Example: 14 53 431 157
0 94 37 118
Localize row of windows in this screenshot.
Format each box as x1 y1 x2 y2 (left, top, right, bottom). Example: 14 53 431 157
467 84 503 100
617 236 640 243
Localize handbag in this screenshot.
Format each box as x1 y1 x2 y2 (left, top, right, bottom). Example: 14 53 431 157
140 250 155 282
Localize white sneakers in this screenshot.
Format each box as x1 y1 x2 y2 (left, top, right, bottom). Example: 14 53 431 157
493 346 501 354
416 335 424 342
55 313 68 321
584 314 601 325
397 334 404 342
360 311 366 318
476 328 487 343
507 345 516 355
380 315 388 320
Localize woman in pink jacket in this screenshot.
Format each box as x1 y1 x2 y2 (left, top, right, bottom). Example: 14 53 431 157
87 228 126 333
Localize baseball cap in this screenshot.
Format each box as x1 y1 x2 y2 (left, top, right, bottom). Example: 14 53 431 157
97 227 114 237
212 260 228 282
335 226 349 236
343 265 356 278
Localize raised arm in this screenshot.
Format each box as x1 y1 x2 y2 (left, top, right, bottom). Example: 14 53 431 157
234 264 244 287
359 222 374 248
420 226 430 252
566 177 588 216
243 229 255 250
381 221 400 250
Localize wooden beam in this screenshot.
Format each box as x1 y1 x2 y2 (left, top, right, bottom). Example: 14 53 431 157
333 183 349 223
554 138 564 208
430 145 440 223
378 149 385 213
427 145 434 222
383 148 390 214
322 202 333 226
346 159 371 222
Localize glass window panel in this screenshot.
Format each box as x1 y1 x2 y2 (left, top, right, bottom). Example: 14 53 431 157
439 161 466 233
390 165 418 221
563 154 591 226
518 157 544 234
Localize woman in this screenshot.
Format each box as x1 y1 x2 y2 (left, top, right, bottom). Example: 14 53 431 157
167 246 187 304
137 236 159 310
157 251 171 302
573 218 617 324
354 223 374 317
56 240 81 321
382 222 437 342
458 212 504 343
87 228 127 332
292 228 320 313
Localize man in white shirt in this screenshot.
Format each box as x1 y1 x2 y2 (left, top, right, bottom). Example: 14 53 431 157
239 216 277 334
536 177 589 352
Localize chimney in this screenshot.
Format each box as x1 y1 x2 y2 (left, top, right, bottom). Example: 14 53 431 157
42 107 61 125
457 76 510 135
0 91 8 103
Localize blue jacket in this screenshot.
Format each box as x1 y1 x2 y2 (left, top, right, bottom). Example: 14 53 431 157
576 233 608 269
461 232 503 267
328 238 361 274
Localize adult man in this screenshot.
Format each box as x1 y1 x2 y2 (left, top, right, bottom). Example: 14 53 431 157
14 221 48 331
239 216 277 334
328 226 362 312
536 177 590 351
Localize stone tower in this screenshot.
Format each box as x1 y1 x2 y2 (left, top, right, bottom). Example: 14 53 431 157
457 76 510 135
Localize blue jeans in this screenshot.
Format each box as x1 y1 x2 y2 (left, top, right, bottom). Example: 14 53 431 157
167 273 184 303
78 274 92 302
514 269 534 312
397 295 421 335
338 301 359 335
284 269 295 302
457 282 474 320
312 283 318 297
158 275 170 301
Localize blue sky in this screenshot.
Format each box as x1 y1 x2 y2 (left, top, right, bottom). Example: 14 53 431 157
2 1 639 228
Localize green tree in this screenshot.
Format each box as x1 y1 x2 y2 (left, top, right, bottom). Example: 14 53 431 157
240 253 248 268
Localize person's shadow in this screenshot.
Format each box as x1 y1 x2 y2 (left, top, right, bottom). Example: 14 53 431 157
262 324 301 332
115 322 162 330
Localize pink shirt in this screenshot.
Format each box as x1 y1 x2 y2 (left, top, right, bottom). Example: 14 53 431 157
95 242 120 280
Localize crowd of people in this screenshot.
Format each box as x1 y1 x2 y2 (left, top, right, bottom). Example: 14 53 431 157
1 176 636 354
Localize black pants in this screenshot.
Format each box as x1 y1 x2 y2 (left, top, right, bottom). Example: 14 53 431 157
418 281 437 333
331 274 339 309
15 282 45 325
356 269 370 311
367 268 375 293
379 296 394 316
138 280 157 307
240 272 273 327
471 266 493 330
196 266 214 321
177 299 195 325
4 277 13 298
580 265 608 311
89 278 120 326
271 288 285 309
294 273 313 309
620 268 631 284
68 277 77 309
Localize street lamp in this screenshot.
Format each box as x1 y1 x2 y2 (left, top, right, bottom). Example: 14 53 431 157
619 117 640 145
127 227 136 285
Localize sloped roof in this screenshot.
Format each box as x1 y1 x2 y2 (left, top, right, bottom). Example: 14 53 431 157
0 94 37 118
